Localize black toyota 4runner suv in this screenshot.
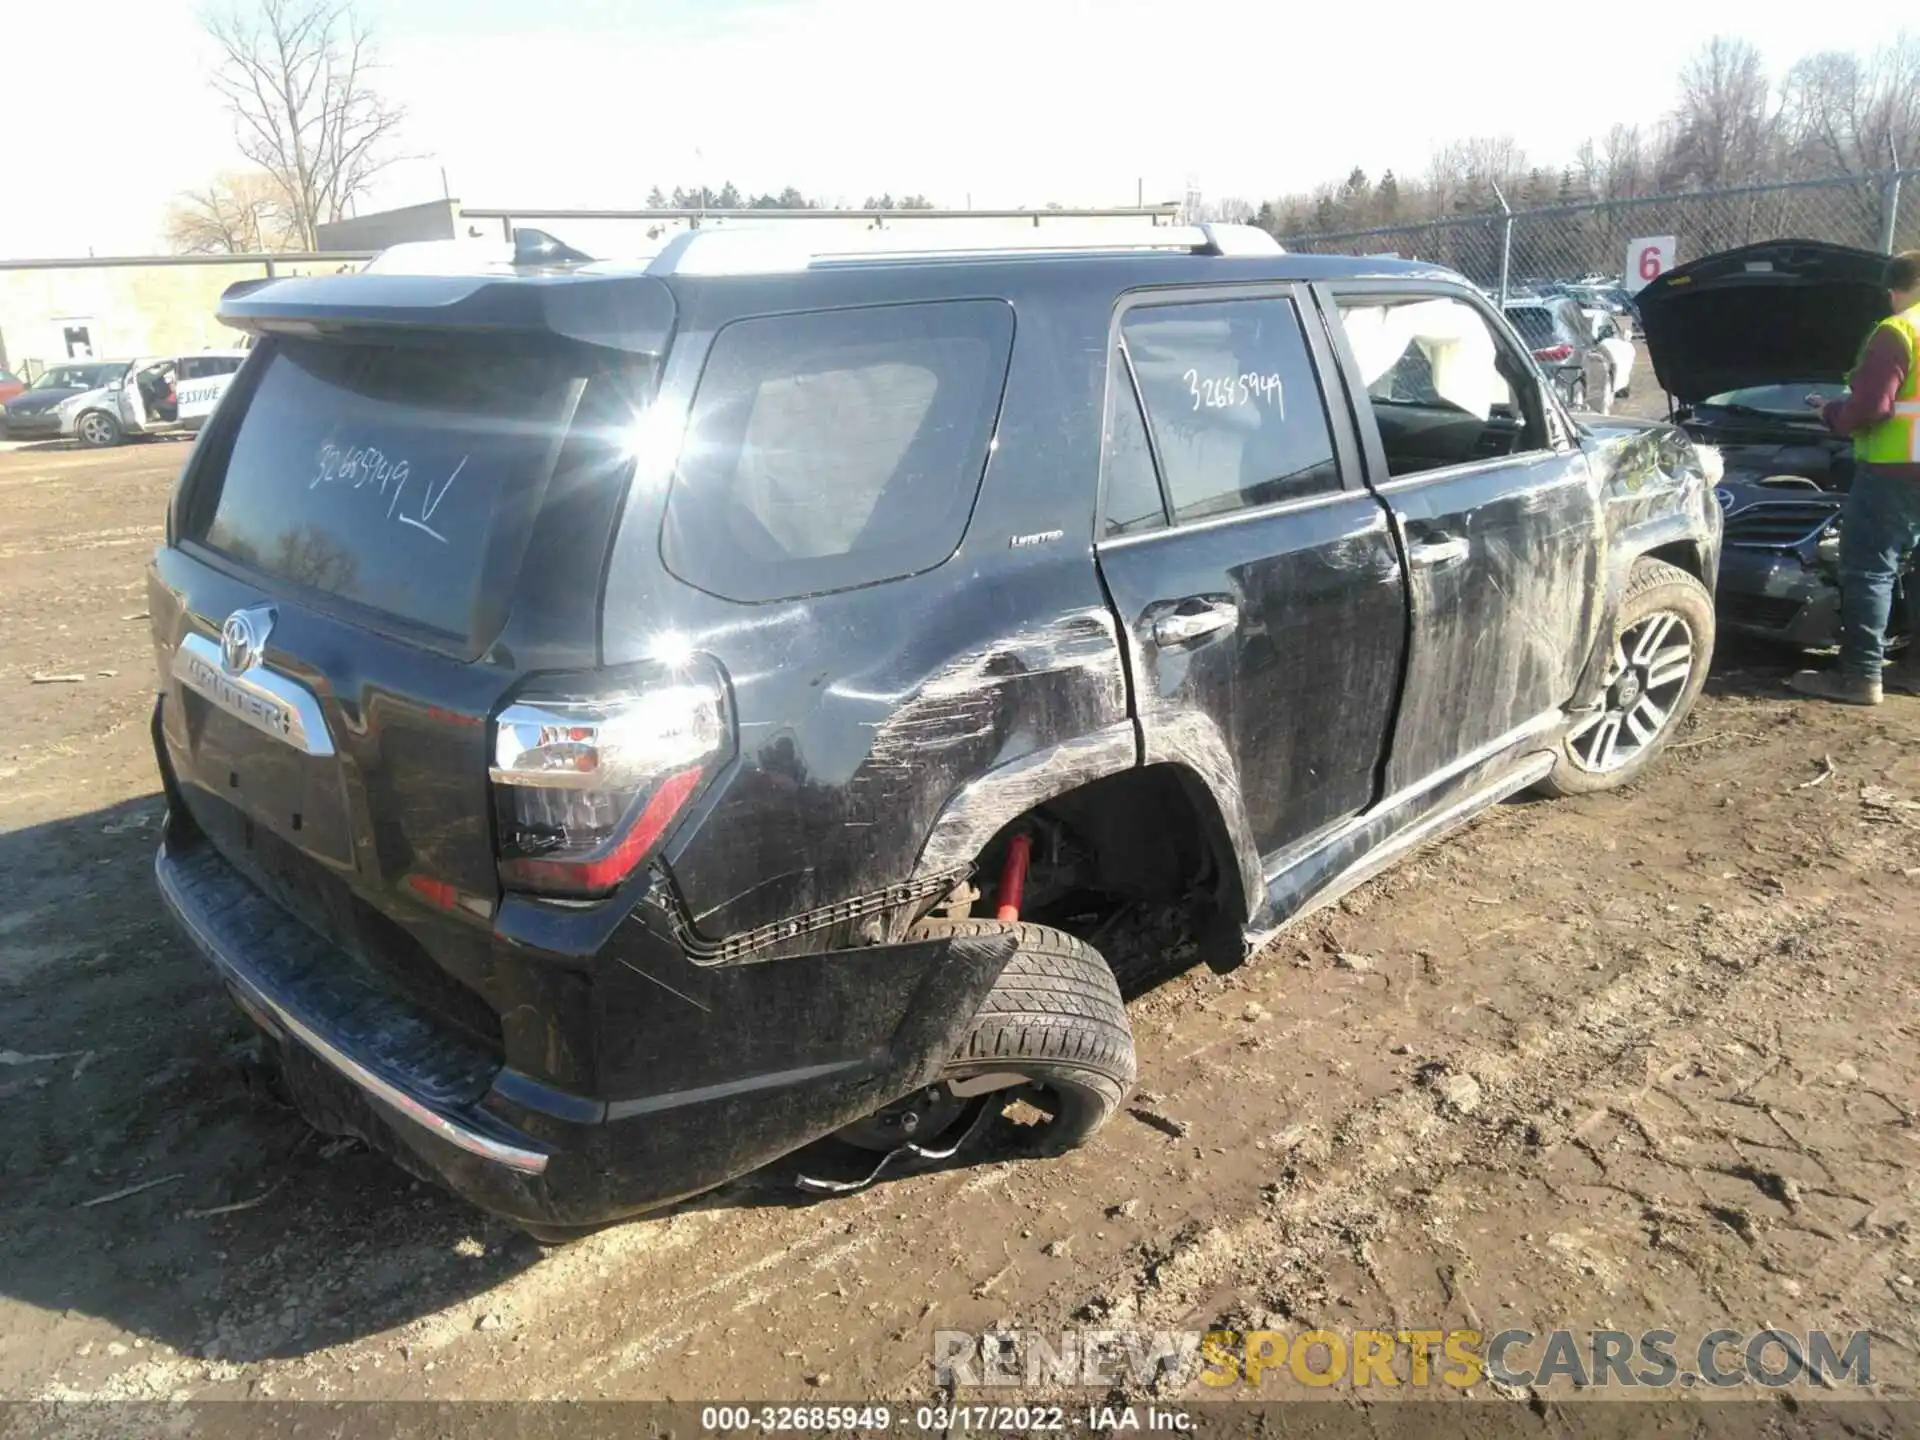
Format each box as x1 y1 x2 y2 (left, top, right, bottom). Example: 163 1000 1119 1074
149 225 1722 1236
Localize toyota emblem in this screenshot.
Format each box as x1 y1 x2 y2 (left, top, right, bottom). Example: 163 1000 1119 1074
219 605 275 675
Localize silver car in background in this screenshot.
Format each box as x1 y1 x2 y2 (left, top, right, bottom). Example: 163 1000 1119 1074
0 350 248 447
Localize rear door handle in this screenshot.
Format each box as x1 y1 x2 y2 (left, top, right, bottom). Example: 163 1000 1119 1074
1407 535 1471 567
1151 600 1239 647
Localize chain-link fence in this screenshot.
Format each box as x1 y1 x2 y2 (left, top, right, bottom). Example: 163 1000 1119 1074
1278 170 1917 300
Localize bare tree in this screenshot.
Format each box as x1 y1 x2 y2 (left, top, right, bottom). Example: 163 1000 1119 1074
1781 35 1920 175
204 0 404 249
1194 195 1255 223
164 171 297 253
1426 136 1526 213
1662 36 1778 189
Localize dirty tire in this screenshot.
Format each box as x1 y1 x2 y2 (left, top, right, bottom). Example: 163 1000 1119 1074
1537 557 1714 798
520 1220 611 1247
75 410 121 448
911 918 1136 1155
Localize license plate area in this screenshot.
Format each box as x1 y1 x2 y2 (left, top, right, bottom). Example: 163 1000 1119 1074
178 691 356 869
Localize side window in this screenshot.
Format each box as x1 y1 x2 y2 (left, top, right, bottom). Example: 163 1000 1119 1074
1120 297 1341 523
1103 352 1166 537
662 300 1014 604
1333 294 1546 478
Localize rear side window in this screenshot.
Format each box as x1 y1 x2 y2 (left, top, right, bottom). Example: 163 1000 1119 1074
1120 297 1340 523
191 337 602 647
180 356 242 380
1506 308 1556 349
662 300 1013 603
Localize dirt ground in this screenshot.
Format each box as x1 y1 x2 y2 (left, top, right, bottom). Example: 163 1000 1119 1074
3 431 1919 1409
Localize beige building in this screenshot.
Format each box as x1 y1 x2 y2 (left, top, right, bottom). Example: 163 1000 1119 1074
0 256 357 378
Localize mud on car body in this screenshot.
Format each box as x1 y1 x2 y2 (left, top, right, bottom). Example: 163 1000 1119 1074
148 226 1721 1235
1637 239 1913 648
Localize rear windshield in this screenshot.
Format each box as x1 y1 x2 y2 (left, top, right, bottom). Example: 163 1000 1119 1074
1505 308 1558 348
193 338 595 643
662 300 1014 603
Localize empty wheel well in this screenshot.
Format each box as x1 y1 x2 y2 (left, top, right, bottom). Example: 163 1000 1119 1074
947 764 1247 979
1641 539 1706 586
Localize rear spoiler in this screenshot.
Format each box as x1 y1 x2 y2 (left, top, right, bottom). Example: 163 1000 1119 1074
217 271 676 357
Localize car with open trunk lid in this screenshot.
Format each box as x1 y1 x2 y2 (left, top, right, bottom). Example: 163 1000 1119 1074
1636 238 1910 649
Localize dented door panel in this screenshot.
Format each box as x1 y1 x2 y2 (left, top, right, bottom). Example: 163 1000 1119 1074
1373 452 1603 792
1313 281 1606 793
1099 497 1407 872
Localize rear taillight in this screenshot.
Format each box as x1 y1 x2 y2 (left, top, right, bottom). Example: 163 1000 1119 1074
489 662 732 899
1533 343 1574 363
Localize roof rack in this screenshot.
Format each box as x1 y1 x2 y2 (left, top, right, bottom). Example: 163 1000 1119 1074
643 222 1283 277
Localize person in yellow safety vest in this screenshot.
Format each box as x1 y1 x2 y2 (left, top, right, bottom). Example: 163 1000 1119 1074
1789 250 1920 705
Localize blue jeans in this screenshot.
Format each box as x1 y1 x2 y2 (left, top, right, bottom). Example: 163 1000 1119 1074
1838 464 1920 679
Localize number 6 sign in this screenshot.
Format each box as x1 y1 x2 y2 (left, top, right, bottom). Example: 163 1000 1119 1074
1626 235 1677 294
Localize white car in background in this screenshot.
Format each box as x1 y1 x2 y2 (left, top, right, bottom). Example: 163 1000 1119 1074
1588 311 1636 399
55 349 249 448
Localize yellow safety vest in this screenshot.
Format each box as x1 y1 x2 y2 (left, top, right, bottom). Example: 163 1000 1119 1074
1851 304 1920 465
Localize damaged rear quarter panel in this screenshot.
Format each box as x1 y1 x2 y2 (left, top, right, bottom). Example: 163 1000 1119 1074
599 264 1137 949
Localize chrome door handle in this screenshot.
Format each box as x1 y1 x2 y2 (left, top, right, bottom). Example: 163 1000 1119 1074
1151 601 1239 647
1408 535 1470 567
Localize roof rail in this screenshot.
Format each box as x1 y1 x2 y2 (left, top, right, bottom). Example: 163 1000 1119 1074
643 221 1283 277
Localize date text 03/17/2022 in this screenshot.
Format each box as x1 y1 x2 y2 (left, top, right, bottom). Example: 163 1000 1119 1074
698 1404 1194 1432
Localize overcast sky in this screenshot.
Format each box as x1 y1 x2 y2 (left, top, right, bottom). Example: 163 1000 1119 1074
0 0 1830 258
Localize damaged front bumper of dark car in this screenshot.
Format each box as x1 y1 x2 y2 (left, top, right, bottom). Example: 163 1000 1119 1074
1713 479 1845 645
1712 476 1920 647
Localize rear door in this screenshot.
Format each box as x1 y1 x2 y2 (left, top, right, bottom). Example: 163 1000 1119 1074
1094 286 1408 878
1316 282 1602 795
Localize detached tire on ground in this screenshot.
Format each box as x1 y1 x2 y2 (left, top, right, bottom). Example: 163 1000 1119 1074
909 918 1137 1154
1538 557 1715 798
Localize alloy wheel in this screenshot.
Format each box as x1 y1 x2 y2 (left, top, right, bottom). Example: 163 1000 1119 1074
79 414 114 446
1565 610 1694 773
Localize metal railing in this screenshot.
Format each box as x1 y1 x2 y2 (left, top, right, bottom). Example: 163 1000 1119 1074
462 204 1182 240
0 251 374 273
1277 169 1916 302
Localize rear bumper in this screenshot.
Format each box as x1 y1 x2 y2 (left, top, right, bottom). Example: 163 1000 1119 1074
156 842 549 1174
154 831 1015 1227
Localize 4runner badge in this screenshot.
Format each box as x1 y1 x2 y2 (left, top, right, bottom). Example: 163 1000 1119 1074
220 606 275 675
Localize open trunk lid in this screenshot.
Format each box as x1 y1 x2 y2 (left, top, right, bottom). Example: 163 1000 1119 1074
1636 239 1890 403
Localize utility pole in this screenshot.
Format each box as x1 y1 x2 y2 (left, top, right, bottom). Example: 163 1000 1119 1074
1883 136 1904 254
1492 182 1514 306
